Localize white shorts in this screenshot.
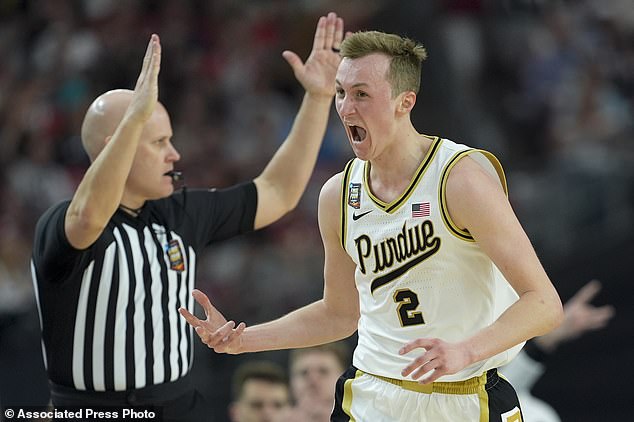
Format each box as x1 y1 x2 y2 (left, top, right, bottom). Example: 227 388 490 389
331 366 523 422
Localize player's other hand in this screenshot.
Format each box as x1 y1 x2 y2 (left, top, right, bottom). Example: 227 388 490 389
282 12 344 98
399 337 471 384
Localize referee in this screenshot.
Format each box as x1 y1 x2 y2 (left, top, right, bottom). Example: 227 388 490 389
31 15 343 422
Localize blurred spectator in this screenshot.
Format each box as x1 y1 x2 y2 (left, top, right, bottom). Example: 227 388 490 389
0 221 49 410
229 360 291 422
286 341 350 422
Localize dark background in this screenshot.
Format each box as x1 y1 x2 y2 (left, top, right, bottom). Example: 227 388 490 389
1 0 632 420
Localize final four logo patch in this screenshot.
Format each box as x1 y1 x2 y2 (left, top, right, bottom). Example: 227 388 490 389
166 239 185 272
348 183 361 209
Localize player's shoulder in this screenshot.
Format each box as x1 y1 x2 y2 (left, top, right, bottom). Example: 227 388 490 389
322 157 359 198
441 141 508 215
320 171 344 205
446 157 502 203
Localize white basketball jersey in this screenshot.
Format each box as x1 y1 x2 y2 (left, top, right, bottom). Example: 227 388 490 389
340 136 523 382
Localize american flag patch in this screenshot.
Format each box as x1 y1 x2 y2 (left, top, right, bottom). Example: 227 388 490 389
411 202 430 218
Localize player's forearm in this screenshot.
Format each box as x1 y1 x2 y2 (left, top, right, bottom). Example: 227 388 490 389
461 289 563 365
255 93 332 211
239 299 357 353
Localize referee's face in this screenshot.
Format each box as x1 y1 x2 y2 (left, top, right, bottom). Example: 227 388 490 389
127 103 180 201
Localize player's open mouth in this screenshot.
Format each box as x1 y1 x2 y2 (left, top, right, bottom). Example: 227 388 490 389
349 125 367 143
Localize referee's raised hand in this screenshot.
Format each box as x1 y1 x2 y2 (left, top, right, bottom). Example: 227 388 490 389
125 33 162 125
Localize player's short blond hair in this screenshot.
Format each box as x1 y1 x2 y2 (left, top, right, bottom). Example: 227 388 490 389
340 31 428 98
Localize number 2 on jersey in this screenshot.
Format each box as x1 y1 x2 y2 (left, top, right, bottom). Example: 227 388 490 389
393 288 425 327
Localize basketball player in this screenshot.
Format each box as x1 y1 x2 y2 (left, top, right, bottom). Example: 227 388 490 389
30 13 344 422
180 30 563 421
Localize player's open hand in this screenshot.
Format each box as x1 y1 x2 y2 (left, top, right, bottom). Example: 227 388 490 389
283 12 344 98
178 289 246 354
125 34 161 125
399 337 471 384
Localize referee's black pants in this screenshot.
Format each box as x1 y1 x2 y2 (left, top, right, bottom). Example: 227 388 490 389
49 375 211 422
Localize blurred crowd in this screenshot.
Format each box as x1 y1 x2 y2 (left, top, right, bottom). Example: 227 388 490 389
1 0 632 419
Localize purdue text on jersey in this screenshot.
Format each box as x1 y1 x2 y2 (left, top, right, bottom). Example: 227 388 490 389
354 220 441 294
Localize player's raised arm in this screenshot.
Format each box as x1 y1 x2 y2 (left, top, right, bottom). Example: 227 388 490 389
252 12 344 229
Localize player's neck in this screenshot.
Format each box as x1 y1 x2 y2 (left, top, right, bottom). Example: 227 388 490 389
368 132 433 203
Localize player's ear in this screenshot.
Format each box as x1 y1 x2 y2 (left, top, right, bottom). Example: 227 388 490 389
398 91 416 114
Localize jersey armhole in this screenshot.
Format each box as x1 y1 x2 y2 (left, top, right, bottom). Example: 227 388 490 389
340 158 356 251
439 149 507 242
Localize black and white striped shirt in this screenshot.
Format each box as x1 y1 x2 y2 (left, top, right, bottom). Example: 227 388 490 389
31 183 256 392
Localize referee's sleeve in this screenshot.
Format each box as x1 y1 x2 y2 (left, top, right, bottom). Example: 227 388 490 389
188 181 258 246
32 201 82 283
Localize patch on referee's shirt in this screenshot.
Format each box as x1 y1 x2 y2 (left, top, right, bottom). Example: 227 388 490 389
166 239 185 272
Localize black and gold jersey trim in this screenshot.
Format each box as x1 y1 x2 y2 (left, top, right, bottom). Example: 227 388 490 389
363 137 442 214
340 158 356 250
478 150 507 196
439 149 507 242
